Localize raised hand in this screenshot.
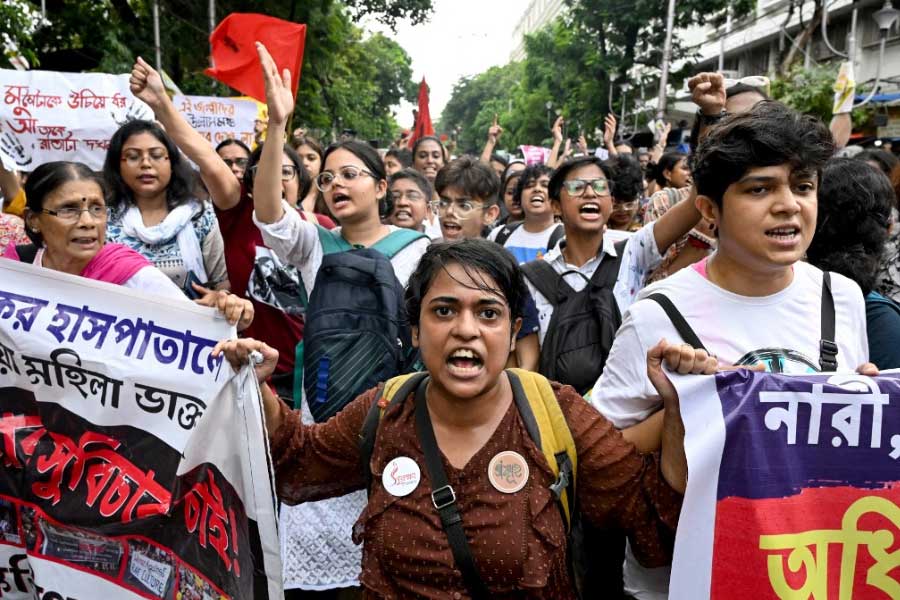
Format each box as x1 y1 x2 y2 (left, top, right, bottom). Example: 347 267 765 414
129 57 168 109
487 114 503 144
576 134 588 155
688 72 727 116
256 42 294 126
603 114 617 148
551 115 564 143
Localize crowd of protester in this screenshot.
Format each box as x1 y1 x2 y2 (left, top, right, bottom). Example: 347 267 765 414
2 41 899 600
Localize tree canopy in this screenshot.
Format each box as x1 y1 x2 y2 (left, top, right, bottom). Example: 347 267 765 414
440 0 753 151
5 0 429 144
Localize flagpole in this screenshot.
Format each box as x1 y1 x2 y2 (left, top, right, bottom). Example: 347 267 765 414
153 0 162 71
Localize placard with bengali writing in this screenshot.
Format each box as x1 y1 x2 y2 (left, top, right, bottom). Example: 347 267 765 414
0 260 281 600
670 370 900 599
0 68 261 171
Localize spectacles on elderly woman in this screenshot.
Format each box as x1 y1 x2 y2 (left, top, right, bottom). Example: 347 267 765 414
42 203 107 223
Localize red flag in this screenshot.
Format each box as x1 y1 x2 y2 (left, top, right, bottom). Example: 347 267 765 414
408 78 435 148
205 13 306 103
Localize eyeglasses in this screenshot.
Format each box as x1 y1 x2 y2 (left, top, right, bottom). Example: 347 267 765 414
121 149 169 167
42 203 107 223
222 158 249 169
390 190 425 203
612 200 639 210
562 178 610 197
250 165 298 181
315 166 376 192
429 198 487 220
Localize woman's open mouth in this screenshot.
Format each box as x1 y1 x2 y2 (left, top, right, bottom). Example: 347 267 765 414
447 348 484 377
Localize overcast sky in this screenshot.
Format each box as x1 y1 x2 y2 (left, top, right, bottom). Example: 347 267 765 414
364 0 524 127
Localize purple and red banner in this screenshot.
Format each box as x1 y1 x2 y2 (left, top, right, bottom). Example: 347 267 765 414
671 370 900 599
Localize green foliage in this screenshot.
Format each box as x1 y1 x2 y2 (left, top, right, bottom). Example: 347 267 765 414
771 64 874 129
3 0 428 144
440 0 754 152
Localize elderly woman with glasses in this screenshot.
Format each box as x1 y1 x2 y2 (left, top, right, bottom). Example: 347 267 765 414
3 161 253 329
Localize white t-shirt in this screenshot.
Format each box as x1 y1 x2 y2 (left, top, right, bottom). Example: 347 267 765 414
253 200 430 289
591 258 869 600
488 222 563 264
525 222 663 345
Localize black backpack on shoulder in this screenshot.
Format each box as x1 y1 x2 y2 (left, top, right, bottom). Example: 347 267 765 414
494 222 565 250
521 240 628 394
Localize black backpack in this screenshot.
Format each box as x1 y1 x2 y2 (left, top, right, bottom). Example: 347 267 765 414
493 222 565 250
521 240 628 394
295 226 427 422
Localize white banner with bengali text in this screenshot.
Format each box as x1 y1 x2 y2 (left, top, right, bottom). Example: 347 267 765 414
0 69 263 171
0 259 282 599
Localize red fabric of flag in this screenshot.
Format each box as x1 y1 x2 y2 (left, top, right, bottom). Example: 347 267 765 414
205 13 306 103
408 78 435 148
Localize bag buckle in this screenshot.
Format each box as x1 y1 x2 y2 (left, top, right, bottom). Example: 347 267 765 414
431 485 456 510
548 469 570 499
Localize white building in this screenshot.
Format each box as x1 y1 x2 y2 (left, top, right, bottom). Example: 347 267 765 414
661 0 900 126
510 0 566 61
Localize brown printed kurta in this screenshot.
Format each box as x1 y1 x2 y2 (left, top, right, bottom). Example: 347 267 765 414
270 379 682 598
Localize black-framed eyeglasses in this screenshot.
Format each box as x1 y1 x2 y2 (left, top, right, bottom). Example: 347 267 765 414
223 158 249 169
315 165 376 192
42 204 107 222
562 178 610 197
250 164 298 181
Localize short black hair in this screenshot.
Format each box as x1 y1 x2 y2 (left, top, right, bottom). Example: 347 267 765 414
653 151 688 187
243 143 312 204
548 156 613 202
605 154 644 203
389 168 432 199
215 138 252 156
691 101 834 206
513 164 553 207
24 161 107 245
385 147 413 168
856 149 899 177
490 153 508 167
806 158 894 295
291 135 324 160
405 238 527 332
433 156 500 206
103 119 195 213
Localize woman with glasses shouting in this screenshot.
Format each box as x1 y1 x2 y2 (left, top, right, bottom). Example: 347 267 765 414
251 42 430 597
120 56 311 401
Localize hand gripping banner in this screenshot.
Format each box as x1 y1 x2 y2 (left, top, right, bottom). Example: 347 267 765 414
670 370 900 599
0 260 281 599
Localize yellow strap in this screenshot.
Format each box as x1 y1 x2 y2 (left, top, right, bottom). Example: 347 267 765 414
508 368 577 525
378 372 422 416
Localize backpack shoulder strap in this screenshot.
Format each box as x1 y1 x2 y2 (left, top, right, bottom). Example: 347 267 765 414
507 368 577 531
14 244 38 264
371 228 429 259
359 372 430 486
547 224 565 252
493 222 521 246
317 224 353 255
819 271 838 371
646 293 708 352
589 238 629 289
522 260 564 305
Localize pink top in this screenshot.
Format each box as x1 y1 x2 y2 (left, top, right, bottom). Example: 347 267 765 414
691 256 709 278
3 242 151 285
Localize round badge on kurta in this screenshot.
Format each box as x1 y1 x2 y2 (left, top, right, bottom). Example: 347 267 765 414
382 456 421 497
488 451 529 494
